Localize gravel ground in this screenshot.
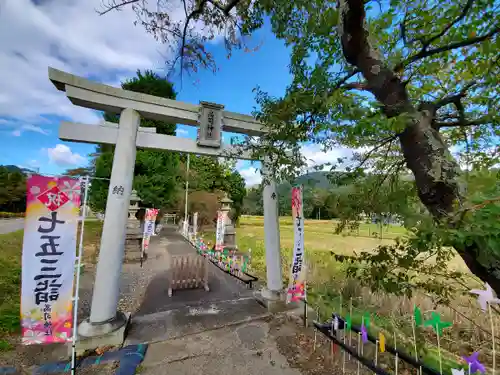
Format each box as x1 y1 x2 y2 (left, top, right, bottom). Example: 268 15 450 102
0 232 169 373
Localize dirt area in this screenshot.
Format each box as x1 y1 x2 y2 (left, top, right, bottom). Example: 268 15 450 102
270 314 364 375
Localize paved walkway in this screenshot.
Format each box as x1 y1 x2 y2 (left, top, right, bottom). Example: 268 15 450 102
139 317 303 375
0 218 24 234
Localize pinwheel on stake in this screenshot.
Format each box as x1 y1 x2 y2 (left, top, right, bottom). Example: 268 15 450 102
470 283 500 312
462 352 486 374
340 295 346 374
424 312 452 375
412 305 423 375
361 321 368 344
348 298 353 360
470 282 498 375
379 332 385 353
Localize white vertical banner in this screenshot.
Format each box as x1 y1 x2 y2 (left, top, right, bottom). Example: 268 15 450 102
215 210 225 250
193 212 198 239
21 175 81 344
286 185 306 304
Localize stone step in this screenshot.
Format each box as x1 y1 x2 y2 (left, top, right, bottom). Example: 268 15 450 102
124 297 270 344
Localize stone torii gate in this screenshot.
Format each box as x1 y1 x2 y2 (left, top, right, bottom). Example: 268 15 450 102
48 67 283 340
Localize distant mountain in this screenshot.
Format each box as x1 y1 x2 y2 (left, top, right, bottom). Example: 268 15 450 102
295 171 337 189
2 165 37 175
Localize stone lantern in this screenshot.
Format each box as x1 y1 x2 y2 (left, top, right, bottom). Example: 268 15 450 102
127 190 141 233
220 193 236 249
125 190 143 262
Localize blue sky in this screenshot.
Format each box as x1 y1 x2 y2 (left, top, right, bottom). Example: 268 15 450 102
0 0 357 185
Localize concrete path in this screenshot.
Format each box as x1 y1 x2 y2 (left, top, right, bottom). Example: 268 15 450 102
139 317 302 375
125 226 268 344
0 218 24 234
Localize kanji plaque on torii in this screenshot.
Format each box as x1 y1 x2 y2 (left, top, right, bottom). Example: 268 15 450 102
197 101 224 148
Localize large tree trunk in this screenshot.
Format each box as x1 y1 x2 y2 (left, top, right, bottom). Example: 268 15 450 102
398 110 463 220
338 0 500 296
399 114 500 295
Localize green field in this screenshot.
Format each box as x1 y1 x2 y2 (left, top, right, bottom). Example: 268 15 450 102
0 230 22 351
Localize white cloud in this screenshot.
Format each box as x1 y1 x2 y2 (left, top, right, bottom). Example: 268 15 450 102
4 121 50 136
235 144 366 186
21 124 50 135
239 166 262 186
0 0 217 126
47 144 86 167
177 128 189 136
299 143 375 175
27 159 41 168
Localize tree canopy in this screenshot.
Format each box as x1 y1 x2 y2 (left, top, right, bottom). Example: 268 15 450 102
0 166 26 213
182 155 247 223
100 0 500 299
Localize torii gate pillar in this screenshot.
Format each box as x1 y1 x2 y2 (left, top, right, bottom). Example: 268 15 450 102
78 108 140 337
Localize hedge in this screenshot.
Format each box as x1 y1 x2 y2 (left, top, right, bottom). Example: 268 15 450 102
0 212 24 219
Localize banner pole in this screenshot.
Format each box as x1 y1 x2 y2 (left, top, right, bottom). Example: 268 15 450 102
71 176 89 374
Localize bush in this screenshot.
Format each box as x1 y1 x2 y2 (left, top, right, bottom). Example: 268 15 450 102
0 212 24 218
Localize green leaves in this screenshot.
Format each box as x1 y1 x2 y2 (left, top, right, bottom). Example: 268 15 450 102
0 166 26 214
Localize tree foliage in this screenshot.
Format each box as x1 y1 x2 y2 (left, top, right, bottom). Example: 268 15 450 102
101 0 500 297
0 166 26 213
179 190 224 227
184 155 246 223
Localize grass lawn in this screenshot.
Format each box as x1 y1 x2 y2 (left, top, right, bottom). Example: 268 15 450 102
0 220 103 351
0 230 22 351
203 215 495 374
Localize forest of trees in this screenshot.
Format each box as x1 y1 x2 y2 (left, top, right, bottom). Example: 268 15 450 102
0 166 32 214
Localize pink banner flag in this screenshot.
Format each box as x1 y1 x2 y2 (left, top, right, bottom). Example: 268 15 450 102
286 186 306 304
21 175 81 344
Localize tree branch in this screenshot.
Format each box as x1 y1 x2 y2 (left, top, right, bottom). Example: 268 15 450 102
208 0 241 15
433 81 477 109
434 116 492 128
356 134 399 169
342 81 369 90
338 0 412 117
395 25 500 71
97 0 141 15
99 0 243 75
421 0 475 48
399 10 425 47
